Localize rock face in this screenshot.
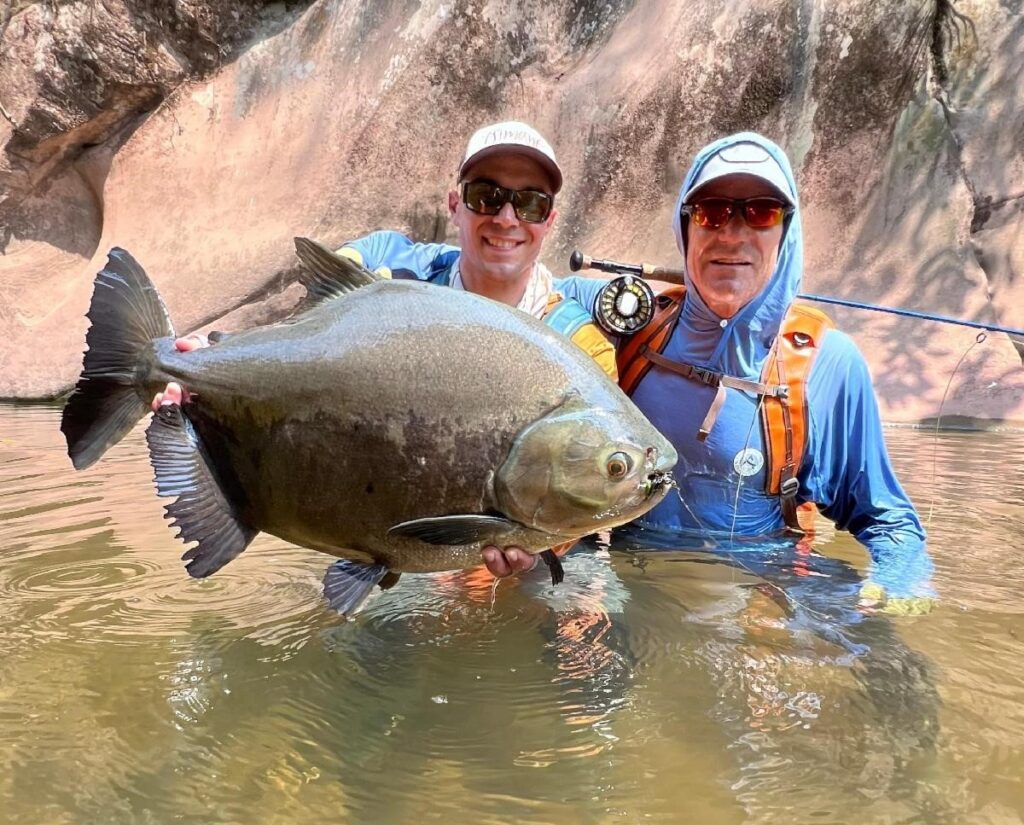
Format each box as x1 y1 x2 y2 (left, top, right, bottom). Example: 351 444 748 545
0 0 309 396
1 0 1021 426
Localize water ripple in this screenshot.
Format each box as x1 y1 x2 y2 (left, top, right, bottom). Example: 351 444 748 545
2 407 1024 823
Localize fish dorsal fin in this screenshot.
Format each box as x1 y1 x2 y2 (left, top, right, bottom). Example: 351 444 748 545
146 403 257 577
293 237 383 306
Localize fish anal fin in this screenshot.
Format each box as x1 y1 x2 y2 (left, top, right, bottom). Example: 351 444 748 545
146 403 257 577
387 514 519 546
323 560 392 616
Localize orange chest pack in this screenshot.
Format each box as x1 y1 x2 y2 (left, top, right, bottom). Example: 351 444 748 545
616 284 834 534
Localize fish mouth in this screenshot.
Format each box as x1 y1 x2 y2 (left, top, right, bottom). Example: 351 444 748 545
643 470 675 499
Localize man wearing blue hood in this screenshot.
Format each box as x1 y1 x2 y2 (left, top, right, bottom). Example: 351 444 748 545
485 132 933 614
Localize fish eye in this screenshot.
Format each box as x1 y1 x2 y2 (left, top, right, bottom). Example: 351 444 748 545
606 452 632 479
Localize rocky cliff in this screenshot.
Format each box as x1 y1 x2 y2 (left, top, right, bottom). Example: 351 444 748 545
1 0 1021 425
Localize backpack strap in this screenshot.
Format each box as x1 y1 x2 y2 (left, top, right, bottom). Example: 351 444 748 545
616 287 834 534
760 302 835 533
617 285 687 395
616 283 787 439
640 349 788 440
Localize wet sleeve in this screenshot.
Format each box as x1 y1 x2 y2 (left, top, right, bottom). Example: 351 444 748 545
801 333 934 598
340 231 454 281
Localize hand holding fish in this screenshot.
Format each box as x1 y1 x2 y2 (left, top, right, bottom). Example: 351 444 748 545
481 545 538 577
150 335 208 410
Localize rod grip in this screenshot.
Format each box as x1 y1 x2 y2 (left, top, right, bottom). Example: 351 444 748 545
568 249 686 284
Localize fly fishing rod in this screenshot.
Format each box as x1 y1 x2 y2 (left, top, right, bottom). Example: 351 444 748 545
569 250 1024 338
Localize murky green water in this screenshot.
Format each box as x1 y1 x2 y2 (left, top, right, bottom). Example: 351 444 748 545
2 403 1023 824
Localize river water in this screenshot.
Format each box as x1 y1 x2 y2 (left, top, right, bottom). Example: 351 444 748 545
1 403 1022 824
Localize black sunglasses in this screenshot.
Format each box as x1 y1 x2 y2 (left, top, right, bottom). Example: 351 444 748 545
460 180 554 223
681 197 793 231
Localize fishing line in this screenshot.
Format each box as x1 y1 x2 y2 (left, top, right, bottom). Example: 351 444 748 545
489 573 502 610
729 391 768 544
716 390 821 617
723 391 838 624
672 481 708 531
926 330 988 528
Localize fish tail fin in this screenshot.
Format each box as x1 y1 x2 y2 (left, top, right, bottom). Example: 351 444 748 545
61 248 175 469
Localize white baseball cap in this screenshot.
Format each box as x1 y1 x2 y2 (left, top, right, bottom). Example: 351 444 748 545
458 121 563 194
682 141 794 205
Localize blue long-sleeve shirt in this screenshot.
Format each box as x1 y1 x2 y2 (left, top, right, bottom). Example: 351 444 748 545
553 132 932 599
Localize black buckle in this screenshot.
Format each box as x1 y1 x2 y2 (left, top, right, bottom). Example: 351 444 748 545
780 476 799 499
688 366 721 386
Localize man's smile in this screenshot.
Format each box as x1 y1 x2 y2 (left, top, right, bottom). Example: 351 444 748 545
483 236 524 250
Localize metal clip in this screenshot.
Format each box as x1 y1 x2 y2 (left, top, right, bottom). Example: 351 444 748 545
780 476 799 499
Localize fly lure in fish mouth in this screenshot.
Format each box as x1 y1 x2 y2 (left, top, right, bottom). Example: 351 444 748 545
644 472 676 498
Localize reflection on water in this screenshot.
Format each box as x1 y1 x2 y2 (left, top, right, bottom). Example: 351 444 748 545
2 404 1023 823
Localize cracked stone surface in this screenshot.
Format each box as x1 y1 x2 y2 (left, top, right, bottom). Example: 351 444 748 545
1 0 1021 425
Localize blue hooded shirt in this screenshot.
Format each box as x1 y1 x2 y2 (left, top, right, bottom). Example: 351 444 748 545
556 132 932 598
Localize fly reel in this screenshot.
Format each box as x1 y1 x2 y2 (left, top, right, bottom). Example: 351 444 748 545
594 275 655 336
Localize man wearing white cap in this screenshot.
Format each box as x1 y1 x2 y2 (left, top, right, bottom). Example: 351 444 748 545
334 121 617 577
154 120 613 579
486 131 934 613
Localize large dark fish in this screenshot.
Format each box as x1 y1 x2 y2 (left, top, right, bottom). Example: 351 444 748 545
61 239 677 614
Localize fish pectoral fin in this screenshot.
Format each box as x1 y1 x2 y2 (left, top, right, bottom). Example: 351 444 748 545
386 514 519 546
539 549 565 586
146 403 257 578
323 560 392 616
293 237 382 306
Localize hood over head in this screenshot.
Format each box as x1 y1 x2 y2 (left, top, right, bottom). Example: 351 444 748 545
669 132 802 379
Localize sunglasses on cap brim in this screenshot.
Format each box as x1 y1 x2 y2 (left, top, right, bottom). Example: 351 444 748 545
680 197 793 230
460 180 554 224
